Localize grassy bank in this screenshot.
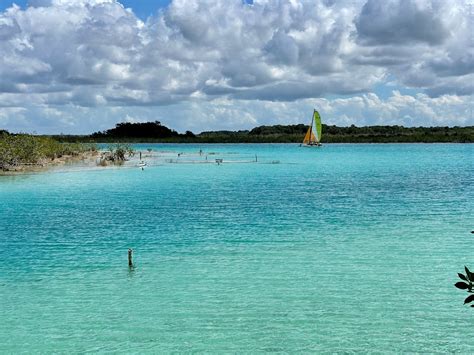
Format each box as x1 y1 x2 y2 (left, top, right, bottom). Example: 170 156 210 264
0 132 96 171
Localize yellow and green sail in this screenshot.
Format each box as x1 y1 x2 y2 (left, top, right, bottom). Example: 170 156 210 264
303 110 322 144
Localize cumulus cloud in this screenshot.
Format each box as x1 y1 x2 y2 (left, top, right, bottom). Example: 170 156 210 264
3 91 471 134
356 0 449 45
354 0 473 97
0 0 472 132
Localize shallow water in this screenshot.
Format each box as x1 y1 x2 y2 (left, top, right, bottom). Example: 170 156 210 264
1 143 473 352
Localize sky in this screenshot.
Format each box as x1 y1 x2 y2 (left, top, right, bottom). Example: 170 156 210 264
0 0 472 134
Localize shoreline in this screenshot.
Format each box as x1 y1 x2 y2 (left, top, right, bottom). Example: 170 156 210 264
0 150 99 175
1 142 472 176
0 149 157 175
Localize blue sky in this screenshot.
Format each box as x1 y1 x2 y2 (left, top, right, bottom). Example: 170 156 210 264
0 0 254 19
0 0 472 134
115 0 170 18
0 0 171 16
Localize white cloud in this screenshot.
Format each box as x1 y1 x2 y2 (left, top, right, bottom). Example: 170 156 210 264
0 0 472 133
2 91 470 134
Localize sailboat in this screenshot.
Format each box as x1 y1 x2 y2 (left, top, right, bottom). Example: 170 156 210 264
301 110 322 147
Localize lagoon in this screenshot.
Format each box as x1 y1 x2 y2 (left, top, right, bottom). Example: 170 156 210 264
1 143 473 352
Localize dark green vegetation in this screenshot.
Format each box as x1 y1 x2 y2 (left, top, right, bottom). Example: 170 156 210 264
107 143 134 162
98 143 135 166
0 131 96 171
51 121 474 143
92 121 191 140
198 124 474 143
455 266 474 307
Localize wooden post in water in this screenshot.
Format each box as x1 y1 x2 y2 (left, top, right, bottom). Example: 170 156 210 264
139 151 142 160
128 248 133 268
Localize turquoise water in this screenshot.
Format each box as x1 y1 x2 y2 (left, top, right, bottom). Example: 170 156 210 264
1 143 473 352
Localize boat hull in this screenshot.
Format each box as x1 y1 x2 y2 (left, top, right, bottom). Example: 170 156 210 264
301 143 322 147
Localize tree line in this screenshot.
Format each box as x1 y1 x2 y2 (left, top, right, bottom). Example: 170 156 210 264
3 121 474 144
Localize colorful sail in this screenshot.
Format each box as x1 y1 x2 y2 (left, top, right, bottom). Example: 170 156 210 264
302 109 322 146
314 110 322 143
303 126 316 144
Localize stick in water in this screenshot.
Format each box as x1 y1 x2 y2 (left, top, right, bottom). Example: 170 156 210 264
128 248 133 268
